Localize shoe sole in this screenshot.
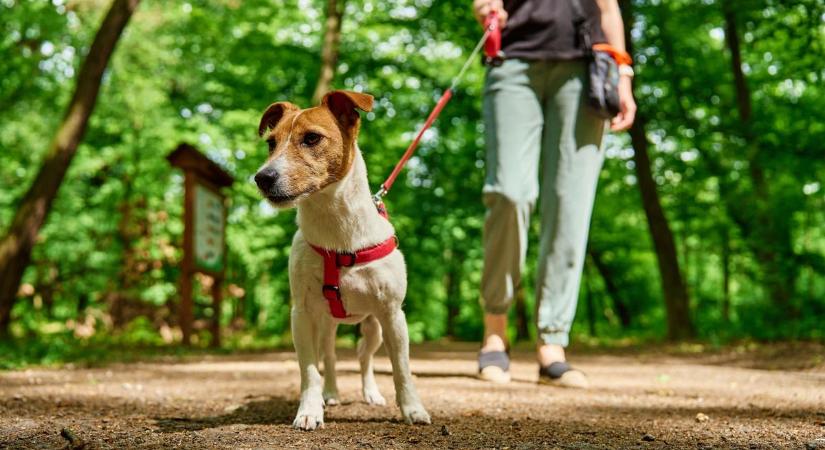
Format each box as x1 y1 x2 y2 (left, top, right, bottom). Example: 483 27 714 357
478 366 511 383
538 370 589 389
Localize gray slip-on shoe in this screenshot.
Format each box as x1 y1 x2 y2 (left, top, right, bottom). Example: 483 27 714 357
538 361 589 389
478 350 511 383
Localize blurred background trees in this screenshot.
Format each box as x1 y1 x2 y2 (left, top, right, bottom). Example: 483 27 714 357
0 0 823 359
0 0 141 336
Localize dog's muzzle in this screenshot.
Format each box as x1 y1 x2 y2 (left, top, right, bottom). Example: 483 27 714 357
254 168 279 194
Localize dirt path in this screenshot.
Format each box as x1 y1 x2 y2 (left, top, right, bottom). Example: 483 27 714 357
2 342 824 449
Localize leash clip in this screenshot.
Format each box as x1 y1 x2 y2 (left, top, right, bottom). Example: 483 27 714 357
372 184 387 206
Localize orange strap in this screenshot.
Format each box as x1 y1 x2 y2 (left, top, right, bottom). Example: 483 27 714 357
592 43 632 66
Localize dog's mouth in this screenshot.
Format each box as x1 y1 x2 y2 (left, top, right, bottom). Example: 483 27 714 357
263 188 318 206
265 193 299 204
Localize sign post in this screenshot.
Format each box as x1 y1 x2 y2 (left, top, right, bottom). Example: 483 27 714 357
167 144 234 347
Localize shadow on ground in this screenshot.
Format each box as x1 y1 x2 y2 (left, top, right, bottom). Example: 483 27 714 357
154 396 298 432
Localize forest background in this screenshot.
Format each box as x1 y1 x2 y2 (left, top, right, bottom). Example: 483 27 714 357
1 0 823 367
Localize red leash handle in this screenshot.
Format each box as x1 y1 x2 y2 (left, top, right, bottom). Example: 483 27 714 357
379 88 454 194
484 10 503 65
483 11 504 66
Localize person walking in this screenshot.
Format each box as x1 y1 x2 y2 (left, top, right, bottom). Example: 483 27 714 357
474 0 636 387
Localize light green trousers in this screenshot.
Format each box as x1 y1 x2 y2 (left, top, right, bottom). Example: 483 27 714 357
481 58 606 347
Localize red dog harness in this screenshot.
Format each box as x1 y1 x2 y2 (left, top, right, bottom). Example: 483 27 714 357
309 206 396 318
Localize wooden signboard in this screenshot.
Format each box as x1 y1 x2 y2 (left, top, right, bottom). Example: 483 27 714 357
194 184 226 273
167 144 234 347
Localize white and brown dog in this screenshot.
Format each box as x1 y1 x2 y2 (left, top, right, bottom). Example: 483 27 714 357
254 90 430 430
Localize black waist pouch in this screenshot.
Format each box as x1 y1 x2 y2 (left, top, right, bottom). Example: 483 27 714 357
571 0 621 119
587 49 621 118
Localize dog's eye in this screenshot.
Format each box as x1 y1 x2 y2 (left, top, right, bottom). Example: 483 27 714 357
266 138 276 153
302 132 322 147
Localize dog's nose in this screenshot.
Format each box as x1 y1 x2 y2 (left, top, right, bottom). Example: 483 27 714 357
254 169 278 192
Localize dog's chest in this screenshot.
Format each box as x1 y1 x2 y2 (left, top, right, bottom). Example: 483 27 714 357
288 233 406 316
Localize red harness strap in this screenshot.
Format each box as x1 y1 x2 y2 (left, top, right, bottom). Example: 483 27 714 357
309 236 397 318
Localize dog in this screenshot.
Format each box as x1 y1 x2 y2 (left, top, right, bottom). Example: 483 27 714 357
254 90 431 430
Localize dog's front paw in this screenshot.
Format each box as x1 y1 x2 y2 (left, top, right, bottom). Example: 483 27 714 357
293 411 324 431
363 386 386 406
293 401 324 431
401 403 431 425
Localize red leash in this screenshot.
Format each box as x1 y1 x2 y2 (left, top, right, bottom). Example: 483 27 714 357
377 89 454 196
372 12 502 205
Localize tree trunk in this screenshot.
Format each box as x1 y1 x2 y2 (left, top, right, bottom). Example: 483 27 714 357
311 0 345 104
584 264 597 336
444 251 462 338
723 7 751 124
628 116 694 340
0 0 141 337
653 1 796 313
77 293 90 317
210 276 223 348
35 264 57 319
621 1 694 340
588 249 631 328
513 283 530 341
723 3 797 309
721 226 731 322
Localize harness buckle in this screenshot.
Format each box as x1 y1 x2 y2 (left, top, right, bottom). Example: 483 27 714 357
322 284 341 300
335 252 357 267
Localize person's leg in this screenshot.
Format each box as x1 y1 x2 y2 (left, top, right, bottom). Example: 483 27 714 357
480 59 543 357
534 60 606 382
482 313 508 351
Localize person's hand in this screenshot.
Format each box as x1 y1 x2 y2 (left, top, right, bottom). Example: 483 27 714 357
473 0 508 29
611 75 636 131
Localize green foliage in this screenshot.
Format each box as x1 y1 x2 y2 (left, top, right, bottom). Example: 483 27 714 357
0 0 823 363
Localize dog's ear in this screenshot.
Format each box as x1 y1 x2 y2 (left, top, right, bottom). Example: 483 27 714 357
322 90 374 128
258 102 299 137
322 91 373 176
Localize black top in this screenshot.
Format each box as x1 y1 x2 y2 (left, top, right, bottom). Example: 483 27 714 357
501 0 607 61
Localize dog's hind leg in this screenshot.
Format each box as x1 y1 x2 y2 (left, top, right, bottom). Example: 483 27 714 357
358 315 386 405
376 310 431 425
291 307 325 431
320 320 340 406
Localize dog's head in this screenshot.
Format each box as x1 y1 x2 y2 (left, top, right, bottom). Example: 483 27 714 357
254 90 374 207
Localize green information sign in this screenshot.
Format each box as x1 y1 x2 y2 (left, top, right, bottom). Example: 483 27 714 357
194 183 226 272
